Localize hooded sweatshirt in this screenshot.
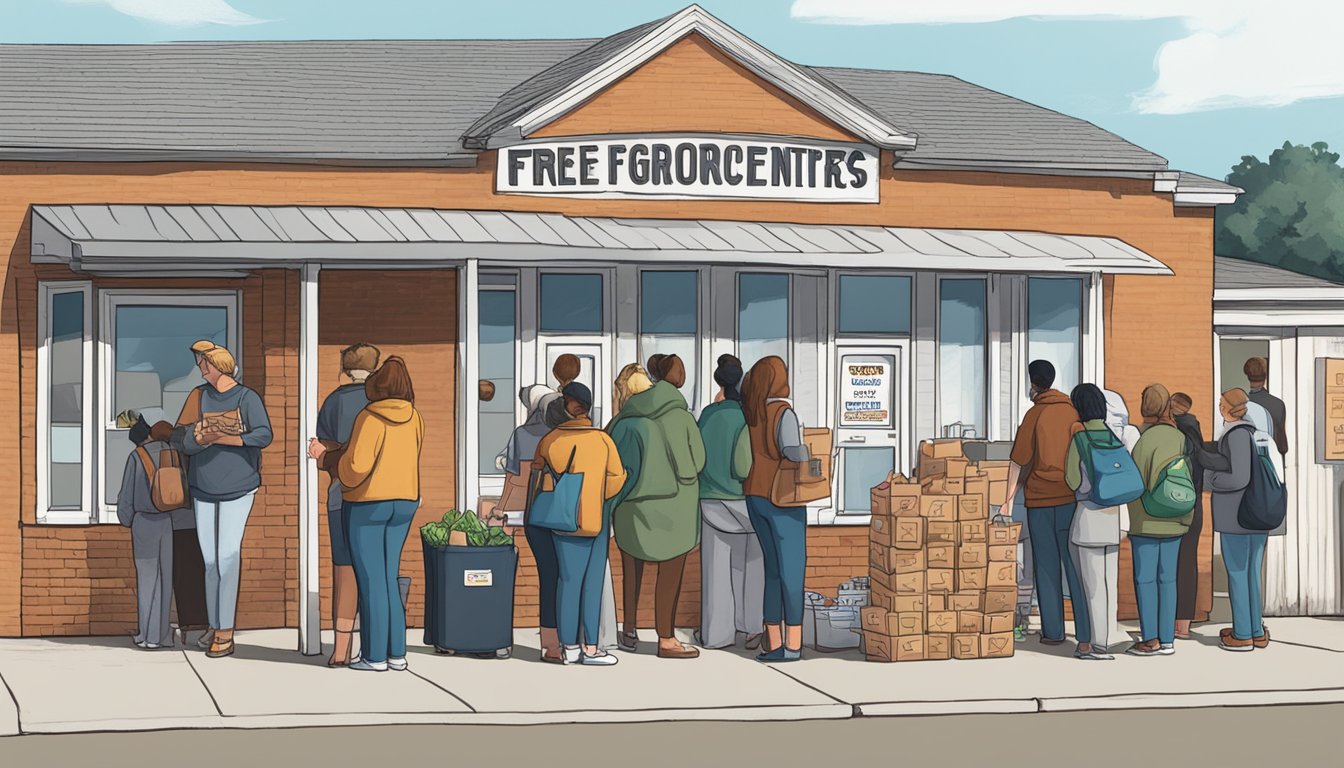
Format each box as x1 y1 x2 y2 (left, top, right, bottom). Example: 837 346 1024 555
697 399 752 500
180 383 273 502
1126 421 1193 537
1009 388 1079 507
338 399 425 503
609 380 706 561
502 385 560 476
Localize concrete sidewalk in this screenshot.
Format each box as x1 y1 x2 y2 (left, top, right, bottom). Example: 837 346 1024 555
2 618 1343 735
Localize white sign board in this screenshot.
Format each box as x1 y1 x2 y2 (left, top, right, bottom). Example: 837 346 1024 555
840 358 892 427
497 136 880 203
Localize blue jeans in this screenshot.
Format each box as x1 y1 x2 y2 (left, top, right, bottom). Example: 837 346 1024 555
326 483 353 567
347 499 419 663
747 496 807 627
1222 533 1268 641
1131 535 1182 645
525 524 559 630
1026 504 1091 643
193 492 256 630
553 510 611 647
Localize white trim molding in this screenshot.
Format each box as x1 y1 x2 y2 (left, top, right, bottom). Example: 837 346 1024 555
297 264 321 655
36 281 95 525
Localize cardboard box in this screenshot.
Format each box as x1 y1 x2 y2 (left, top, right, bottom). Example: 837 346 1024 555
870 477 922 519
868 514 898 548
953 632 981 659
860 606 888 634
927 521 959 545
987 522 1023 547
983 612 1014 634
949 592 983 612
892 517 926 550
926 633 951 660
959 519 988 544
868 567 896 593
956 610 985 634
926 543 955 569
983 588 1015 614
986 561 1017 589
926 568 955 593
957 494 988 521
864 631 895 662
957 567 988 592
894 634 927 662
894 571 925 595
896 612 924 636
921 438 966 460
920 495 958 522
893 595 926 614
923 476 965 496
926 592 948 611
981 631 1014 659
958 543 988 568
869 581 897 612
871 543 924 574
919 456 969 482
988 544 1017 562
978 461 1011 482
926 610 957 634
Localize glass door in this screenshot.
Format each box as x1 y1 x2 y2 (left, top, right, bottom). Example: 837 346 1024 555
834 344 906 514
543 342 608 428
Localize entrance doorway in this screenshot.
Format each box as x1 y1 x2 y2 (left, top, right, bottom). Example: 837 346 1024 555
543 341 608 427
834 344 907 515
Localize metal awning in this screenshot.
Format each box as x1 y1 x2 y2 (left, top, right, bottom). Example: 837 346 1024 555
30 204 1172 275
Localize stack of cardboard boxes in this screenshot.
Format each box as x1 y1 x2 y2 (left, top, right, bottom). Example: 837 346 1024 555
863 439 1022 662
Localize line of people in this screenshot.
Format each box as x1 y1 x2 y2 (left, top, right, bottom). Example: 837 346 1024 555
1004 357 1288 659
506 353 813 666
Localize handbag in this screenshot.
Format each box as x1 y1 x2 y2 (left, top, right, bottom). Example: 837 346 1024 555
767 403 832 507
498 470 530 513
526 446 583 533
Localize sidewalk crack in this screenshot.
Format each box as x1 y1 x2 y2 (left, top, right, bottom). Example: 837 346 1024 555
407 669 477 713
765 666 851 707
182 650 225 717
0 666 21 734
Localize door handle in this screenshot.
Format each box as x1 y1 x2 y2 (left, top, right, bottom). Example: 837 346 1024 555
842 436 867 444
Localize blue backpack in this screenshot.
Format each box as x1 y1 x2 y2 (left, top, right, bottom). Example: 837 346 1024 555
1075 429 1145 507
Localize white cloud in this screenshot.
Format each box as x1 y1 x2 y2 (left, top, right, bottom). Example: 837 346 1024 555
63 0 267 27
790 1 1344 114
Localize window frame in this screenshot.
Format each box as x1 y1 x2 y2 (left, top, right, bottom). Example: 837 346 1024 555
735 270 792 370
94 289 241 524
478 275 521 485
538 270 606 335
638 267 701 405
37 281 95 524
1026 275 1084 396
934 275 989 440
835 272 914 338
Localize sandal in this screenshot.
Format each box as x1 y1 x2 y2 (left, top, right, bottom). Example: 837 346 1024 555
206 639 235 658
328 629 355 667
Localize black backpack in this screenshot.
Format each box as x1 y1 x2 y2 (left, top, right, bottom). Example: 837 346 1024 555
1232 425 1287 531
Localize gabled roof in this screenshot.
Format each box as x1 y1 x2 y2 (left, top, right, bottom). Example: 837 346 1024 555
1215 255 1344 292
462 5 917 150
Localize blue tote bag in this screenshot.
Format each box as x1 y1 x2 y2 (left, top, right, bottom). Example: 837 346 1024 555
526 446 583 533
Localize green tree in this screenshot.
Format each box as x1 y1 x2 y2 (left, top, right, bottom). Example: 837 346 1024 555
1216 141 1344 280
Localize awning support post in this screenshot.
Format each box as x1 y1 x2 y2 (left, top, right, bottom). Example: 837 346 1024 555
298 263 322 655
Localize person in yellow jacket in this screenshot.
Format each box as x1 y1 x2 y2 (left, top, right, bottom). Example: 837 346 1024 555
532 382 627 666
309 356 425 672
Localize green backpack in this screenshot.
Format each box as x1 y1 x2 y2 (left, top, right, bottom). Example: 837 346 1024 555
1141 454 1197 518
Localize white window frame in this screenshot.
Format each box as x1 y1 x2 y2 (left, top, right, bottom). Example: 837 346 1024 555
934 274 990 440
477 272 521 497
735 269 794 369
96 289 241 523
638 266 704 408
37 281 95 524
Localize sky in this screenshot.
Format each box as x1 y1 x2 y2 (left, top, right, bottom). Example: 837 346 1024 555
5 0 1342 179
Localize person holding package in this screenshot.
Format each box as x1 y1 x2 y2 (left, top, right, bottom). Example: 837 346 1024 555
1003 360 1089 649
1126 384 1194 657
118 415 191 650
1168 392 1207 640
1063 384 1132 660
178 341 273 659
311 357 424 672
532 382 627 666
611 354 705 659
1207 389 1285 652
308 343 379 667
742 356 809 663
696 354 764 651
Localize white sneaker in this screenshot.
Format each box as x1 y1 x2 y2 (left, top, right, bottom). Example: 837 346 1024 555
349 657 388 672
1158 644 1176 656
562 646 582 665
580 649 619 666
388 657 408 671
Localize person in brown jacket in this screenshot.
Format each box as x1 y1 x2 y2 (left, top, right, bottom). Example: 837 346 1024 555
1002 360 1089 647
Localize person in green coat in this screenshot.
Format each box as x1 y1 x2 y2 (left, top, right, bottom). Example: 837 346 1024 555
610 355 706 659
695 355 763 651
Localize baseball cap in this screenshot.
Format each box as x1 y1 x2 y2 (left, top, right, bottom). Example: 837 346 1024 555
561 381 593 412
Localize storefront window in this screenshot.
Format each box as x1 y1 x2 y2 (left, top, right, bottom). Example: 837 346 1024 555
44 287 90 514
938 278 987 439
540 273 603 333
838 275 911 335
738 273 789 371
640 270 698 406
479 288 517 475
1028 277 1083 394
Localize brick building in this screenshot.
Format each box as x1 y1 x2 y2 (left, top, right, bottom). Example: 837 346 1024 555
1 6 1252 644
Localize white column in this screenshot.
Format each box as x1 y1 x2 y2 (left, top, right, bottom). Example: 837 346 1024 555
297 263 321 655
459 258 481 512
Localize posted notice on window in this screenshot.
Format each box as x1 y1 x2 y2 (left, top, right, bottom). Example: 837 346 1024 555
841 358 892 427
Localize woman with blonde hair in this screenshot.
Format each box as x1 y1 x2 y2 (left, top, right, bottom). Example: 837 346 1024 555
1125 383 1195 657
178 341 273 659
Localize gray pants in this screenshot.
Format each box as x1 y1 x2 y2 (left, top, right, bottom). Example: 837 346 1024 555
598 559 618 649
132 513 176 647
699 500 765 648
1068 542 1120 651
